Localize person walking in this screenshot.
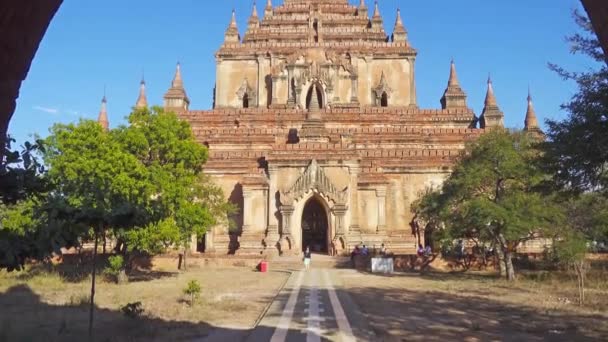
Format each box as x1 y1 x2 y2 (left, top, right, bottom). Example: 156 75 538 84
303 247 312 270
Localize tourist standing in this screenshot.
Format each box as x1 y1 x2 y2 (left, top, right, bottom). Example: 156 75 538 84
303 247 312 270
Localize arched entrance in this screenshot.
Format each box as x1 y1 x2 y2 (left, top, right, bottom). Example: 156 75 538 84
301 197 329 253
305 83 324 110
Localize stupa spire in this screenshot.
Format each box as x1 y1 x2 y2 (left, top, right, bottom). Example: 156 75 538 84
172 62 183 88
484 76 497 107
372 1 383 29
524 88 541 132
136 76 148 109
224 9 241 43
164 62 190 112
98 94 109 131
480 76 504 129
392 8 407 42
248 2 260 29
448 59 459 86
264 0 273 18
440 59 467 109
358 0 368 18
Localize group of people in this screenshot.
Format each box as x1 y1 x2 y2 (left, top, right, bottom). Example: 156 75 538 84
417 244 433 258
350 243 390 260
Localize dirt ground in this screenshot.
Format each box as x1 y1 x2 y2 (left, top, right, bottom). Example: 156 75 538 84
0 257 289 342
336 268 608 341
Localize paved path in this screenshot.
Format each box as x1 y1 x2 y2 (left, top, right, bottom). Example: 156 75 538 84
246 268 374 342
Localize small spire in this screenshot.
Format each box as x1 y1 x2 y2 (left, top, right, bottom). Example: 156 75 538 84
373 1 380 17
136 77 148 109
172 62 183 88
480 75 504 129
372 1 383 29
448 59 460 87
265 0 273 18
230 9 237 28
440 59 467 109
358 0 368 18
392 8 407 42
395 8 404 29
525 88 540 132
225 9 241 43
98 94 109 131
484 76 497 107
248 2 260 29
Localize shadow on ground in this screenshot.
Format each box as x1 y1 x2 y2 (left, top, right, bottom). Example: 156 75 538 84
0 284 278 342
344 283 608 341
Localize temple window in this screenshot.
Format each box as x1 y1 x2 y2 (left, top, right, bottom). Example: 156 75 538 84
381 92 388 107
243 93 249 108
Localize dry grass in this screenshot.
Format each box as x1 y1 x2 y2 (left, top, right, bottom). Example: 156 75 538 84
0 258 289 342
336 267 608 341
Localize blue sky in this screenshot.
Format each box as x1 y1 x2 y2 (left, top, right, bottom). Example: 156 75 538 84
9 0 599 144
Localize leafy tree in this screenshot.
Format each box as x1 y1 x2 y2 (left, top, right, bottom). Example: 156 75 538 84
413 129 563 281
43 119 149 337
552 231 589 306
544 11 608 193
115 107 232 269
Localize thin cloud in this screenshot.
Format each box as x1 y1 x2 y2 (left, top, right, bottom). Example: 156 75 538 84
33 106 59 114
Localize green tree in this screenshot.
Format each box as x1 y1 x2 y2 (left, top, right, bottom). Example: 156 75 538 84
544 11 608 193
413 129 563 281
115 107 231 269
43 119 149 338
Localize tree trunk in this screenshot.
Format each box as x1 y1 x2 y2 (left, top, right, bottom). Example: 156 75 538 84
88 229 99 339
495 246 506 278
102 229 106 255
183 246 188 271
504 250 515 281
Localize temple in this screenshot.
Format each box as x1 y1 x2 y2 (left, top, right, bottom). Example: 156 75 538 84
123 0 540 256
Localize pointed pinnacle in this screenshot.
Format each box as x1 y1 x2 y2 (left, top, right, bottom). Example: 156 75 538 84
252 2 258 18
172 62 183 88
525 88 539 130
448 59 460 87
373 1 381 18
485 76 497 107
230 9 237 27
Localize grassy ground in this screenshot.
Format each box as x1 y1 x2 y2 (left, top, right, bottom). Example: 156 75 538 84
0 257 289 342
336 265 608 341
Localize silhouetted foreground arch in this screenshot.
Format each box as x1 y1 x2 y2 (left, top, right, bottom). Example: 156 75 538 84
0 0 63 163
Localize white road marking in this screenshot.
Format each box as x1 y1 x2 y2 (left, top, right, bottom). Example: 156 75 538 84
270 271 305 342
323 270 356 342
306 284 322 342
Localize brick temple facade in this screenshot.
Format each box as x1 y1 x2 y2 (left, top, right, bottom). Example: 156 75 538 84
116 0 541 256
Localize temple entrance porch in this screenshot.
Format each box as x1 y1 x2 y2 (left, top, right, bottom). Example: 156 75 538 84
301 196 330 253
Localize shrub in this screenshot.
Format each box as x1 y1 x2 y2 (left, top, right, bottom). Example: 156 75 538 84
104 255 127 284
121 302 144 319
183 280 201 306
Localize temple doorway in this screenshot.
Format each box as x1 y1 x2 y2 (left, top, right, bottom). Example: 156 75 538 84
301 197 329 253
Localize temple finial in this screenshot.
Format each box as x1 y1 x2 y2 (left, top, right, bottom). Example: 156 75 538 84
172 62 183 88
372 1 383 28
136 76 148 109
248 2 260 29
448 59 460 87
440 59 467 109
392 8 407 42
479 76 504 129
524 87 540 132
265 0 273 18
485 76 497 107
98 93 109 131
225 9 241 43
